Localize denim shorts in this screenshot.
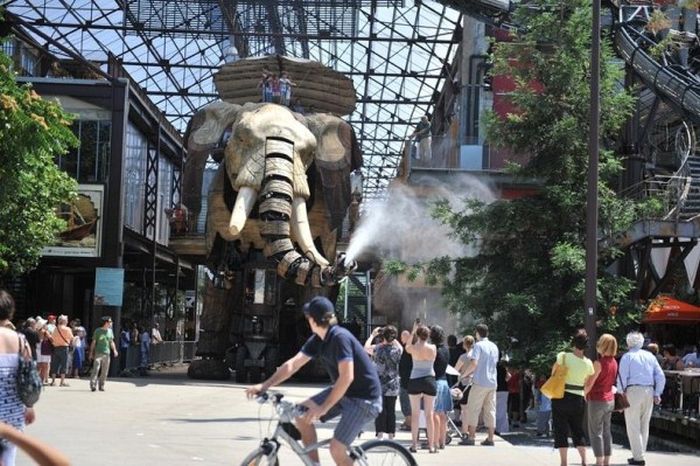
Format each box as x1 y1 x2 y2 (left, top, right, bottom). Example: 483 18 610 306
308 387 382 446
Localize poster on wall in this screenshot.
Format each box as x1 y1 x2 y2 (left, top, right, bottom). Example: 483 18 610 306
94 267 124 307
42 184 103 257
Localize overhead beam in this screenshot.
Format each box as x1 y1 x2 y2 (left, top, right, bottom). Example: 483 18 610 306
12 19 459 44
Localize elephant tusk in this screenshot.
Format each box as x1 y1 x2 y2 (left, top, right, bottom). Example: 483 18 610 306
228 186 257 237
290 197 330 267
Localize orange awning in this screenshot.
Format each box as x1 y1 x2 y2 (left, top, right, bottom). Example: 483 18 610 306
644 296 700 324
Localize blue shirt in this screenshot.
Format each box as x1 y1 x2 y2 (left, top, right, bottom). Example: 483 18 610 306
469 337 499 389
682 352 700 367
120 330 130 349
301 325 381 401
617 347 666 397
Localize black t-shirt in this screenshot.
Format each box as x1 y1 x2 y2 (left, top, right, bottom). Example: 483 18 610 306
448 345 465 367
20 328 39 360
496 361 508 391
434 345 449 380
399 345 413 388
301 325 381 400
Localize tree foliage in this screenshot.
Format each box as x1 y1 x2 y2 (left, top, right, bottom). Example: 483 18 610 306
0 42 78 276
425 0 642 374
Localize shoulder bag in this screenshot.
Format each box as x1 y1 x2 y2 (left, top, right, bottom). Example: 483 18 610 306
614 372 630 411
16 334 42 407
541 353 568 400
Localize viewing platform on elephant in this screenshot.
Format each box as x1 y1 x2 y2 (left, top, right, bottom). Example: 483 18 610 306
214 55 356 115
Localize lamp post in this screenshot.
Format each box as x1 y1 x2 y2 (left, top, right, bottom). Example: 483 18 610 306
584 0 601 360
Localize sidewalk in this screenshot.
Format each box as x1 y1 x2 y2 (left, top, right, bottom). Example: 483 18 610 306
16 368 699 465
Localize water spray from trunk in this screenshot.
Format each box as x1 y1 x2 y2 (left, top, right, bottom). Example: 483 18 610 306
345 174 496 265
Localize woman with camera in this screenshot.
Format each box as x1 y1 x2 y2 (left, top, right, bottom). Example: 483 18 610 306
364 325 402 439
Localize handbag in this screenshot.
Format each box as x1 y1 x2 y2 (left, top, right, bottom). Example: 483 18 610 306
614 372 630 411
541 353 568 400
16 334 43 407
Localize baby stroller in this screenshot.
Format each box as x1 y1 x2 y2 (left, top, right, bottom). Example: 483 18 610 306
444 383 467 444
416 381 466 447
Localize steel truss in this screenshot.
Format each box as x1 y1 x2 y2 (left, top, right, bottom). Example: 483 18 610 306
4 0 462 200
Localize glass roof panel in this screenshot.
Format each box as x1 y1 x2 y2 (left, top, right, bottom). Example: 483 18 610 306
5 0 462 199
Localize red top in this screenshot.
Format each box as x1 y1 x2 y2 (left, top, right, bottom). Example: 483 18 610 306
507 371 520 394
587 356 617 402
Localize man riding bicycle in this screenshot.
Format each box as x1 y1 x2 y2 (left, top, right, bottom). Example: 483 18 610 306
245 296 382 466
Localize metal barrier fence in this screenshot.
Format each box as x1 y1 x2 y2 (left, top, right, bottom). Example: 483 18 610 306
661 369 700 417
121 341 197 370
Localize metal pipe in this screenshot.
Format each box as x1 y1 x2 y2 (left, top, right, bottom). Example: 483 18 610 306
585 0 601 360
366 270 372 340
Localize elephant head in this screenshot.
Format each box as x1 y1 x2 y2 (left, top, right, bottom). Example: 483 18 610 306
184 102 361 286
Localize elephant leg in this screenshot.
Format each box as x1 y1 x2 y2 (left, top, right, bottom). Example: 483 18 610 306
188 279 236 380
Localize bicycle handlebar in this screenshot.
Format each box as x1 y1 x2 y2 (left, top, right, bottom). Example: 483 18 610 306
256 391 284 404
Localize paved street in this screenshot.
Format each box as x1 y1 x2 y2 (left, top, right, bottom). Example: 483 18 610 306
17 366 699 465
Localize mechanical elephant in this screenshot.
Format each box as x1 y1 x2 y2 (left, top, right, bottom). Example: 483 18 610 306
184 102 362 380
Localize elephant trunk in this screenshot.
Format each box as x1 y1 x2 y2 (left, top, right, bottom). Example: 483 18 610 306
259 138 327 287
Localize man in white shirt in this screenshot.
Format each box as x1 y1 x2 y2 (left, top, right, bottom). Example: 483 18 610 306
459 323 499 446
151 323 163 344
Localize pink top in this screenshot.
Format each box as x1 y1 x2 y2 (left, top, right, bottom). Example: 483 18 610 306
588 356 617 402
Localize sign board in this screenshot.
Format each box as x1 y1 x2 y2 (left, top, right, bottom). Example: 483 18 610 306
94 267 124 307
42 184 104 257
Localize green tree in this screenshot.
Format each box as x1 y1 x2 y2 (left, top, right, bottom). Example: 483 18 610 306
425 0 640 373
0 42 78 276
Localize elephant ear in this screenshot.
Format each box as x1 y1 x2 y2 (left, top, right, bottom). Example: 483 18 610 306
182 102 241 222
305 114 363 231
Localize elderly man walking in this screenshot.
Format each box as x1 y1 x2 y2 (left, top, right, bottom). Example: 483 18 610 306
617 331 666 466
459 323 499 446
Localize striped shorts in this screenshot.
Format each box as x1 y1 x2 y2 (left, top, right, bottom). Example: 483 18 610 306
308 387 382 446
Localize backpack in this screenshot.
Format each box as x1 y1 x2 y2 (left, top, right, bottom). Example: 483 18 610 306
16 334 42 407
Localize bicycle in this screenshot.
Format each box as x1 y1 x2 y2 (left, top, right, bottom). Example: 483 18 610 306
241 391 417 465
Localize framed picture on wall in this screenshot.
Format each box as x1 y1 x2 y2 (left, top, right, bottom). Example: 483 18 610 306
42 184 104 257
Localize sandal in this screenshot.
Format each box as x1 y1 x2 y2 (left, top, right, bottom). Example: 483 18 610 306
409 446 417 453
59 383 69 387
429 447 439 454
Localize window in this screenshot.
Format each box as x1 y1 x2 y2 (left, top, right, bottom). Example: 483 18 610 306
156 155 174 245
58 119 111 182
19 45 38 76
123 123 147 232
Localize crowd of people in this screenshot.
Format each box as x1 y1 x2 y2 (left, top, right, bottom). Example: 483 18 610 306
361 319 501 453
13 314 87 387
0 287 175 465
352 314 698 466
0 290 75 466
10 314 165 386
2 285 697 465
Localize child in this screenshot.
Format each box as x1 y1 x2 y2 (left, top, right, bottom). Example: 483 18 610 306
535 376 552 436
279 71 297 106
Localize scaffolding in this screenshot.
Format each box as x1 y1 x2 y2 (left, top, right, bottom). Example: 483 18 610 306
4 0 461 200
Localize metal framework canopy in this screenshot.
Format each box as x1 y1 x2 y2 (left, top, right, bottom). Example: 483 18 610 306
4 0 462 199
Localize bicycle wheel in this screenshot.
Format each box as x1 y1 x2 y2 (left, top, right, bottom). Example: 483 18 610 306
355 439 417 466
239 447 279 466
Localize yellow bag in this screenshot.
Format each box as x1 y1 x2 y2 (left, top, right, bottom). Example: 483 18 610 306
540 353 568 400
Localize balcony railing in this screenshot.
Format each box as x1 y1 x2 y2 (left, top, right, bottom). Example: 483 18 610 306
619 173 692 221
403 135 487 172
